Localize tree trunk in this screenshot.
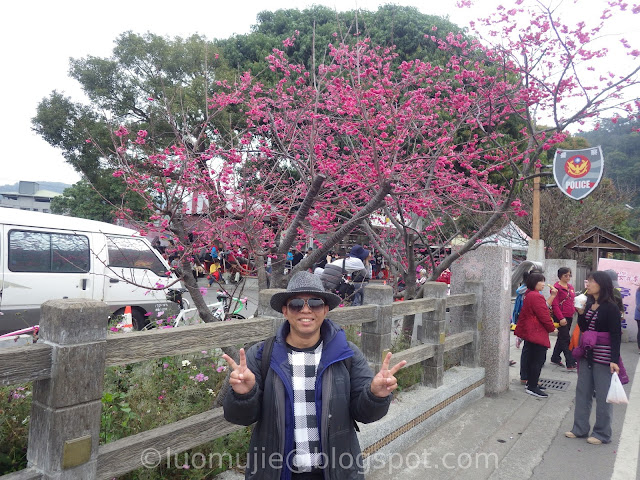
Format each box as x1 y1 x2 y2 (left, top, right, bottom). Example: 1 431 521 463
173 220 239 362
255 254 269 290
400 234 417 344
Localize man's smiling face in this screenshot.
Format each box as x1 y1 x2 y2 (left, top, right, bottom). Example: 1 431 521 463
282 294 330 348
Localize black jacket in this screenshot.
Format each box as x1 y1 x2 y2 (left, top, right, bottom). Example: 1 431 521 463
578 300 621 364
223 319 392 480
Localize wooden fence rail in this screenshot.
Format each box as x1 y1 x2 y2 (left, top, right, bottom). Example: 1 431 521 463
0 282 480 480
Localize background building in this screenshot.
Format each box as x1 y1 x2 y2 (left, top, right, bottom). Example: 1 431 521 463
0 181 61 213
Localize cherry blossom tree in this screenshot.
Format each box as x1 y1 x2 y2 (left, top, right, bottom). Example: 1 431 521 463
105 0 639 347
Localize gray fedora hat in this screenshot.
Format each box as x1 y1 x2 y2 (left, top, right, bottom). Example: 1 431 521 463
270 271 342 312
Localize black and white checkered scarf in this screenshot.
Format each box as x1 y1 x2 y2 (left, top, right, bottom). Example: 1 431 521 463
288 341 323 472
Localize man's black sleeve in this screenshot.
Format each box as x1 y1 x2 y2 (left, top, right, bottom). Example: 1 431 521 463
222 343 264 425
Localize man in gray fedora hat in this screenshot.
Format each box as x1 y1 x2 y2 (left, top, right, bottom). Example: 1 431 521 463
222 271 406 480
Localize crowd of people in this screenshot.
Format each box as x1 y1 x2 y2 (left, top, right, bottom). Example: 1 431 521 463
512 265 634 446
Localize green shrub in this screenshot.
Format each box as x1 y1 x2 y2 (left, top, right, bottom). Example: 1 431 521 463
0 349 250 478
0 384 31 473
342 324 362 347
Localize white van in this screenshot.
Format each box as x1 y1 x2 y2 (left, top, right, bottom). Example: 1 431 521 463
0 207 180 334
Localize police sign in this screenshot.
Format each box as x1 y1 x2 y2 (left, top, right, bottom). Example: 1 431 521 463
553 147 604 200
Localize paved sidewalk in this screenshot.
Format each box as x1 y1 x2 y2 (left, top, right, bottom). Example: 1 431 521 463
366 333 639 480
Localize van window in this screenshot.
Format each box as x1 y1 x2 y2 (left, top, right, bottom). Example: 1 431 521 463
107 236 167 276
8 230 90 273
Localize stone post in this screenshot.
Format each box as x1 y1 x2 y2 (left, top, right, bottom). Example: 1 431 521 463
27 299 108 480
361 283 394 372
417 282 447 388
257 288 285 334
526 238 546 263
451 245 511 395
460 281 482 368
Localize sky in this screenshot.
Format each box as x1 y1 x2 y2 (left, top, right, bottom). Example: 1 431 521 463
1 0 637 187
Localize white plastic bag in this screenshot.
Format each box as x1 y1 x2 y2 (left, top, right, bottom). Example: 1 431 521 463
606 372 629 404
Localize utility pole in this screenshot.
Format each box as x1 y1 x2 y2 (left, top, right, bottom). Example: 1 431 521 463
526 166 545 262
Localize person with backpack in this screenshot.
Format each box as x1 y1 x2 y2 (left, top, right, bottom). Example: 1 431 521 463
321 245 370 304
222 272 406 480
319 249 345 294
346 245 372 306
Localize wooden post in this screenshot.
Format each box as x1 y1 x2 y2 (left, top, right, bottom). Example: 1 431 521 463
27 299 108 480
418 282 447 388
361 284 393 372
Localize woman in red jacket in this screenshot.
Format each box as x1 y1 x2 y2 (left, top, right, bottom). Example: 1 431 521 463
550 267 577 370
515 272 558 398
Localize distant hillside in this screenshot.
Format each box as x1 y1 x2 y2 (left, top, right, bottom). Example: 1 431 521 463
0 181 71 194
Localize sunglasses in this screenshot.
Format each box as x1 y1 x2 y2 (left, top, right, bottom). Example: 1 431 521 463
286 298 326 312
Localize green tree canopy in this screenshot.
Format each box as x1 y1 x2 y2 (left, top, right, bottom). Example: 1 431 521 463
50 178 145 223
218 5 464 75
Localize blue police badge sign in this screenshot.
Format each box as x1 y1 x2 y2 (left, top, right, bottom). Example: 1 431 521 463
553 147 604 200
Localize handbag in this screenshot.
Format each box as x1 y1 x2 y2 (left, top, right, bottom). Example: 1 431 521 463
336 258 355 300
606 372 629 404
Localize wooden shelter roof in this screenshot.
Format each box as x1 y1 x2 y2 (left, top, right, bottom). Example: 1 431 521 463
564 226 640 253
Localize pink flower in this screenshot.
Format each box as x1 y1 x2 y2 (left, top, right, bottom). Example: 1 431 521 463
115 126 129 137
195 373 209 382
163 363 169 369
216 366 226 373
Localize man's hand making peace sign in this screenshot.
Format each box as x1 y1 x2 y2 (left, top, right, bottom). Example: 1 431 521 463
222 348 256 395
224 348 406 398
370 352 407 398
